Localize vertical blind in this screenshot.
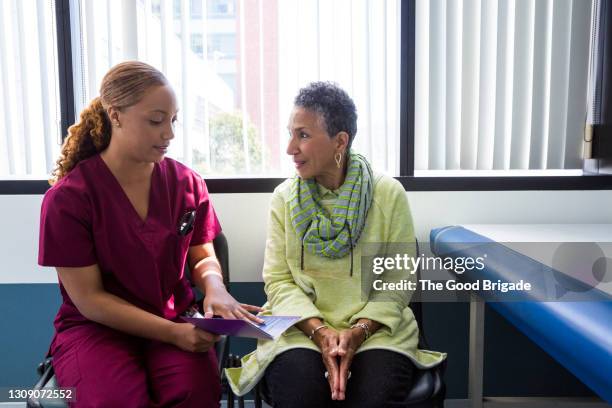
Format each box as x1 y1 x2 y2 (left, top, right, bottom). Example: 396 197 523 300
277 0 401 175
4 0 600 178
71 0 401 177
0 0 60 178
414 0 593 171
584 0 612 172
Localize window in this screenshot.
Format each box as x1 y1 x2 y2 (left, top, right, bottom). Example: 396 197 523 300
207 0 235 18
190 0 203 19
219 74 236 94
191 33 203 56
173 0 181 19
414 0 592 176
0 0 60 179
207 33 235 59
71 0 400 177
3 0 611 190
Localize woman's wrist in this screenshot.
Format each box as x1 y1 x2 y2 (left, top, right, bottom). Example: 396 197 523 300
296 317 325 339
310 324 329 340
351 318 381 340
350 322 370 342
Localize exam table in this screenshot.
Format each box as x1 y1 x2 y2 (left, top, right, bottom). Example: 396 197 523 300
430 224 612 407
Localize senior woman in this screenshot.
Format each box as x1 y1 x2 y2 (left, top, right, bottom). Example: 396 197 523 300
226 82 445 407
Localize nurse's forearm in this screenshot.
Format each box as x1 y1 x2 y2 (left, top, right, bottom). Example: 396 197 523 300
78 291 179 344
191 256 225 295
58 265 180 343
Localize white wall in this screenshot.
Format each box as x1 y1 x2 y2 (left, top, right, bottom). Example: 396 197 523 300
2 190 612 283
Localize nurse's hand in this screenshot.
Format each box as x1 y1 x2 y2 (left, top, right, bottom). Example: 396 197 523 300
203 286 264 324
170 322 219 352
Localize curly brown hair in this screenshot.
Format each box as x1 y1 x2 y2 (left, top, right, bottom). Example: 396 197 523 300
50 61 168 185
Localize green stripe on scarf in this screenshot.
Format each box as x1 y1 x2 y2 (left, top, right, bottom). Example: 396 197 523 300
289 152 373 259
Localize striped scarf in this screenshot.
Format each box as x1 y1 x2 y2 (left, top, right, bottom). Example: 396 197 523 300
289 152 373 263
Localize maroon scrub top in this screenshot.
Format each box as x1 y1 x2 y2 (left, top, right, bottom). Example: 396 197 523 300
38 154 221 340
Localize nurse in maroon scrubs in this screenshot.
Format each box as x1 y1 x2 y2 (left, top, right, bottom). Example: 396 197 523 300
38 61 261 407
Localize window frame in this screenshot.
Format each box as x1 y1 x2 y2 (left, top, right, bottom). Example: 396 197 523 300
1 0 611 195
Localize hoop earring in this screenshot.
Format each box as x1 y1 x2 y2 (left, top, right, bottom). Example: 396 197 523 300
334 152 342 169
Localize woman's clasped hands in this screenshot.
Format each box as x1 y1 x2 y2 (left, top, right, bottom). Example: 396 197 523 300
312 325 367 401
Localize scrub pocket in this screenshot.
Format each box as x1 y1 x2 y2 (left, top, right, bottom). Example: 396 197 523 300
165 229 195 304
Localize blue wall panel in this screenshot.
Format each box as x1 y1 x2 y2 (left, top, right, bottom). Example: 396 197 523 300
0 284 61 387
0 283 597 400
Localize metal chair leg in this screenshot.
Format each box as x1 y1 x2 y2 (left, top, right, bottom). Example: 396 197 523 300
232 355 245 408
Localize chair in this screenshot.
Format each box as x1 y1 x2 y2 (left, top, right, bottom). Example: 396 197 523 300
251 238 446 408
27 231 233 408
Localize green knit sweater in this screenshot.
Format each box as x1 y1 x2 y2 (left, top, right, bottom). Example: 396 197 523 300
225 173 446 396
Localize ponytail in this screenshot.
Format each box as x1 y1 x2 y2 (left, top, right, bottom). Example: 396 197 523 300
49 97 111 185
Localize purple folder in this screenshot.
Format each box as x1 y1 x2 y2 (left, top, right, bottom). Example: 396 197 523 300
182 315 300 340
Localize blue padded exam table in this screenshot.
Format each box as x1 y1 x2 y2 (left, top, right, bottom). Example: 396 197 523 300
430 225 612 406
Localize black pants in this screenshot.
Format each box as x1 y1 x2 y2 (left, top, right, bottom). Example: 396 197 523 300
262 348 432 408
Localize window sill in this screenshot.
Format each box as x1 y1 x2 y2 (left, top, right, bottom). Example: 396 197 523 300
2 174 612 194
413 169 584 177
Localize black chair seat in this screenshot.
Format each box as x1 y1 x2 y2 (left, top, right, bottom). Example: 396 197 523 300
406 365 445 404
